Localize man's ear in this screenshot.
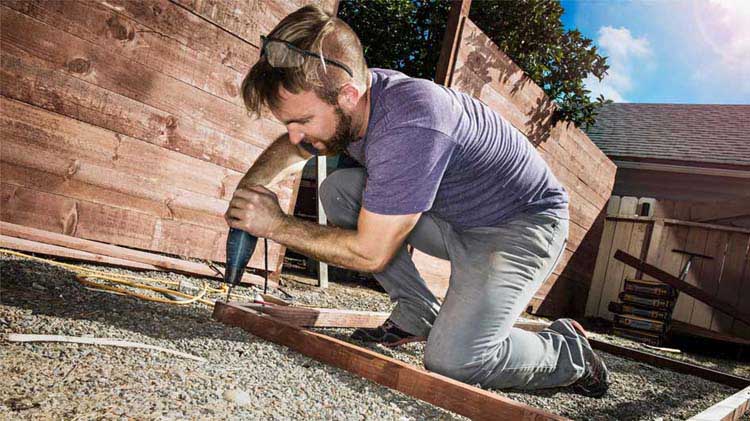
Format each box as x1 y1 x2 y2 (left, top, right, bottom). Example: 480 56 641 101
337 83 362 111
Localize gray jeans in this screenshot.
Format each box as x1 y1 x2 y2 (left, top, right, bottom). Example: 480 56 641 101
319 168 590 390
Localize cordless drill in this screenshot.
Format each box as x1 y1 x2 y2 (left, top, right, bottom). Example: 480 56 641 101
224 227 259 301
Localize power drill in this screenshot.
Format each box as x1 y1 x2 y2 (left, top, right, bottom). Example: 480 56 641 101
224 227 263 301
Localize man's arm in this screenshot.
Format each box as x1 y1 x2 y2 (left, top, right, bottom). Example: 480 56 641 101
227 186 420 273
238 134 312 189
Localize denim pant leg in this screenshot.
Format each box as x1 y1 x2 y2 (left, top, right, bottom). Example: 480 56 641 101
424 213 589 390
318 168 445 337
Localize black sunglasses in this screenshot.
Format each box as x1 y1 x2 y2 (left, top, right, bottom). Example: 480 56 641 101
260 35 354 78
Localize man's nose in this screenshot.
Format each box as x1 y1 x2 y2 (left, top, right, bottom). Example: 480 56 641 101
288 129 305 145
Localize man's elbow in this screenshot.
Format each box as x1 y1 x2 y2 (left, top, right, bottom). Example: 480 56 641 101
364 253 395 273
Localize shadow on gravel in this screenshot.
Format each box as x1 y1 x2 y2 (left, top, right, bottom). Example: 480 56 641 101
0 257 253 343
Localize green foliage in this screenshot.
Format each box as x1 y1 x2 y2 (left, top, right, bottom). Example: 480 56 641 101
338 0 610 128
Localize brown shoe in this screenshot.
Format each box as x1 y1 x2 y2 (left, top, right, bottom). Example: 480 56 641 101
567 319 610 398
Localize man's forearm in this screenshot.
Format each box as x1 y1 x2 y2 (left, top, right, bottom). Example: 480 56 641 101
240 135 310 188
270 216 381 273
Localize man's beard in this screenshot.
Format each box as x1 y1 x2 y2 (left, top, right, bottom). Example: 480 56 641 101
324 107 356 155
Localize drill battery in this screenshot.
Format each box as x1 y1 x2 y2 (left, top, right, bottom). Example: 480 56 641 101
608 301 670 321
613 313 667 333
618 292 674 311
623 278 676 299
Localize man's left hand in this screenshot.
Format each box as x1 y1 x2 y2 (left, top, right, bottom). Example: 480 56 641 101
225 185 286 238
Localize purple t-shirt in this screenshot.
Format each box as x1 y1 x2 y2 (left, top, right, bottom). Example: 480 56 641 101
346 69 568 230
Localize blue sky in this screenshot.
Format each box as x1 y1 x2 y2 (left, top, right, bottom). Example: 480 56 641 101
560 0 750 104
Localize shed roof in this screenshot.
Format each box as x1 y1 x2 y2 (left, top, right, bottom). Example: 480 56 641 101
585 103 750 169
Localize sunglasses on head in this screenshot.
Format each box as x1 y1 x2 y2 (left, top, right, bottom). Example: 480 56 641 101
260 35 354 78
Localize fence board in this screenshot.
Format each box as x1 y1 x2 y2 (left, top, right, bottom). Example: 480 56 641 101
690 230 730 328
672 228 710 322
711 233 750 332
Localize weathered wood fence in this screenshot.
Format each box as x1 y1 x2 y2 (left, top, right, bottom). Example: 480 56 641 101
0 0 336 279
586 196 750 339
415 1 617 316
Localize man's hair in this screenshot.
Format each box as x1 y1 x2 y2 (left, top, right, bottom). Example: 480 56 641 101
241 5 367 116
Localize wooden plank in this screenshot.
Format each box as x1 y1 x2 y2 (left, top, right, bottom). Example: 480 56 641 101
605 216 750 235
589 337 750 389
238 304 389 328
316 155 329 288
597 197 639 319
711 233 750 332
0 6 272 152
0 42 267 174
641 218 665 281
0 183 225 262
584 217 618 316
691 230 730 329
3 0 246 107
212 301 568 421
434 0 470 86
673 227 710 323
172 0 338 47
0 234 158 271
95 0 259 73
0 221 275 287
687 385 750 421
614 249 750 327
731 248 750 338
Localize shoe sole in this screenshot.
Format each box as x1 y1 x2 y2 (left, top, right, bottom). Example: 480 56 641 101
382 336 427 348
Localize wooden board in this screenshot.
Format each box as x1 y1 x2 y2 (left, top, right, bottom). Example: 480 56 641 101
0 221 275 287
213 301 567 421
711 232 750 332
596 197 639 319
672 227 710 322
0 1 331 275
690 229 730 329
687 386 750 421
238 303 389 328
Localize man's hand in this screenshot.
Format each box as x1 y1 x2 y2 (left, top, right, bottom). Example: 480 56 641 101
225 185 286 238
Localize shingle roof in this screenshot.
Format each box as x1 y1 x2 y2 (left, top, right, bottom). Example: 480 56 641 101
585 103 750 169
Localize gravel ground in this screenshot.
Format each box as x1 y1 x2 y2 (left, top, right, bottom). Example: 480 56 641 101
1 252 748 420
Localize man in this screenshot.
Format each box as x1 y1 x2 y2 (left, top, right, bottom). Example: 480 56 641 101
226 5 609 397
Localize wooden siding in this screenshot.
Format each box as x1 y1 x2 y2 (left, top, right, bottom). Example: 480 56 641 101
0 0 336 277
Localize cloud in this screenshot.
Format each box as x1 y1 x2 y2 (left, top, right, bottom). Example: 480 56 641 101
585 26 653 102
692 0 750 90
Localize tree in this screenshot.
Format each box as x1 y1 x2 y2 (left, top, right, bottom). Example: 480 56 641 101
338 0 610 128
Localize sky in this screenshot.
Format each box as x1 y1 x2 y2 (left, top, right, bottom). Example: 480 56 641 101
560 0 750 104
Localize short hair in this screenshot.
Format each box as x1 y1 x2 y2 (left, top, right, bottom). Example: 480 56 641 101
241 5 368 116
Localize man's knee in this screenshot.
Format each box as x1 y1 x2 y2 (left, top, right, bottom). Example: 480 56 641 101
424 343 484 384
318 168 364 228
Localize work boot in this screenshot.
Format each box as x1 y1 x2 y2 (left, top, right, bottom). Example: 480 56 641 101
566 319 610 398
351 319 427 348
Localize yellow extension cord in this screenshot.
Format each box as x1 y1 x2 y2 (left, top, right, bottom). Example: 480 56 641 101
0 248 257 307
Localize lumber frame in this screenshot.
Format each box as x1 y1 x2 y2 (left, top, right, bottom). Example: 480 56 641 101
434 0 471 86
238 303 553 331
237 303 389 328
688 385 750 421
614 249 750 327
213 301 567 421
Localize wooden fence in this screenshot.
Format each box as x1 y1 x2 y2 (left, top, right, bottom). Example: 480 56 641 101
415 1 616 316
585 196 750 339
0 0 336 279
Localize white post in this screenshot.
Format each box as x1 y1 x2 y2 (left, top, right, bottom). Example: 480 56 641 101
316 155 329 288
